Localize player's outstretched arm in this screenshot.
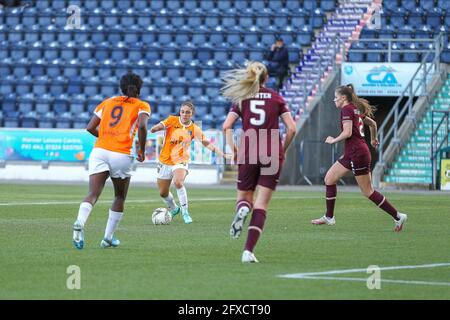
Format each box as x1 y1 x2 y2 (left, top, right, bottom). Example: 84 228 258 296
222 113 239 162
150 122 164 133
86 115 101 137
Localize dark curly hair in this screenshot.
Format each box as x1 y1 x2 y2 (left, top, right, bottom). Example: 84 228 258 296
120 71 143 98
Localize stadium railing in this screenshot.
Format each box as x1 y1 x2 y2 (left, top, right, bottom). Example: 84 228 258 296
431 110 449 188
368 33 445 188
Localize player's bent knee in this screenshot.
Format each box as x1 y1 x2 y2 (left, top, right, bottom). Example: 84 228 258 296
173 180 184 189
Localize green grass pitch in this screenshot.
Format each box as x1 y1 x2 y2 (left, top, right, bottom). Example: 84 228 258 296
0 183 449 299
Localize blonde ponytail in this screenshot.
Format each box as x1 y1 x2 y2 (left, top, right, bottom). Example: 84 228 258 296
221 61 268 108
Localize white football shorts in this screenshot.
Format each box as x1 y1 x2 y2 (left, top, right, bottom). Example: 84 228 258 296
88 147 133 179
157 162 189 180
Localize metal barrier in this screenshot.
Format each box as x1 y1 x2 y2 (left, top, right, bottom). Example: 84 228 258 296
298 139 344 185
431 110 449 188
370 33 444 180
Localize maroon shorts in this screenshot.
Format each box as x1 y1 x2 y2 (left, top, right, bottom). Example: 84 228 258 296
338 151 371 176
237 160 284 191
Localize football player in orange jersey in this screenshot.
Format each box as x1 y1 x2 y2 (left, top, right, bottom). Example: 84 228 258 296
150 101 230 224
72 72 150 249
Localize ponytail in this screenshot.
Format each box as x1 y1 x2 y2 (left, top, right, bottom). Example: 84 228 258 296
221 61 268 109
336 84 376 118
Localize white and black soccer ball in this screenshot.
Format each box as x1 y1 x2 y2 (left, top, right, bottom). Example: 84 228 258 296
152 208 172 225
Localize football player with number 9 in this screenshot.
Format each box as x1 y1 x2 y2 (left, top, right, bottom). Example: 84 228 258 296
72 72 150 249
312 84 407 232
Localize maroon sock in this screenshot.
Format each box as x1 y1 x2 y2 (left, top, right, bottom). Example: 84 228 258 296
326 184 337 218
244 209 266 253
369 191 399 220
236 199 252 213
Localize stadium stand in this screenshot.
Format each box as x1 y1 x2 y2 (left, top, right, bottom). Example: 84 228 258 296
0 0 340 129
383 74 450 185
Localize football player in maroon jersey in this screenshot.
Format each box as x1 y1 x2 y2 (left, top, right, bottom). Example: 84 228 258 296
222 61 297 263
311 84 407 232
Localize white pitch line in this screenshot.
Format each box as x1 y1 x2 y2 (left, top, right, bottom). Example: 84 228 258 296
291 276 450 287
278 262 450 287
278 262 450 278
0 195 316 207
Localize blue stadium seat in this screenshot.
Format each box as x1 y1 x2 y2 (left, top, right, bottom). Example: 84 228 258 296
175 33 190 47
226 33 241 46
49 80 65 96
231 50 247 63
438 0 450 11
158 32 173 46
4 111 20 127
35 99 51 113
21 112 38 128
2 98 17 112
211 104 227 118
38 113 55 128
150 0 165 11
213 49 229 64
390 14 405 28
402 0 417 12
83 82 98 96
187 85 203 98
55 112 73 129
137 16 152 29
157 102 174 116
187 15 202 29
288 49 300 63
383 0 398 12
222 16 241 32
107 32 122 44
426 14 441 29
261 33 275 47
167 0 182 12
192 33 207 46
249 50 264 61
179 49 195 64
171 84 186 97
209 33 225 47
15 81 30 94
161 49 178 63
197 47 213 63
101 0 115 11
129 48 143 63
239 15 254 30
33 82 47 96
205 16 219 30
0 65 11 77
100 82 116 97
195 103 208 115
254 16 269 32
241 34 257 48
54 99 69 113
303 0 316 11
184 68 198 82
321 0 336 11
200 68 216 81
18 99 34 113
183 0 198 12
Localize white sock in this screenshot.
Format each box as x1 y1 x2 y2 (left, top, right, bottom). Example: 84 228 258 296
76 202 93 227
176 186 188 214
163 192 177 211
104 209 123 241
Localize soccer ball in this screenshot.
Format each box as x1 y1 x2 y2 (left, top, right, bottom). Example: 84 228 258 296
152 208 172 225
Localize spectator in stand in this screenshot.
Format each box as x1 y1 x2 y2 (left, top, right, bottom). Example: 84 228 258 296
267 37 289 91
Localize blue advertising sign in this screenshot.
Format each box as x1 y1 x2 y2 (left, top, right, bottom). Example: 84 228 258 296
0 129 96 162
0 129 223 164
341 63 433 96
